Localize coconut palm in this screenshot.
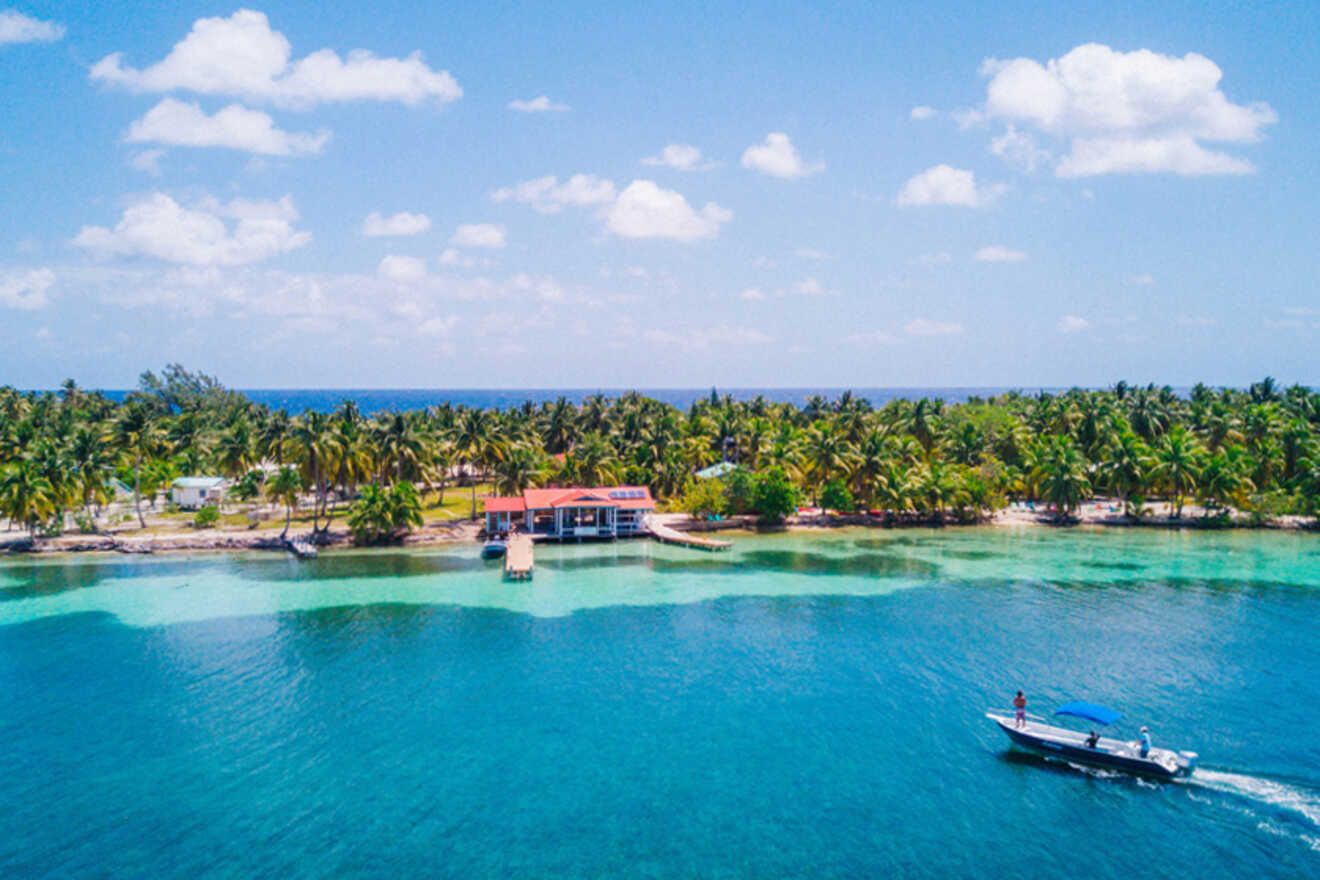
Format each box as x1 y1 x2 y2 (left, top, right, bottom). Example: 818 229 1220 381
112 402 164 528
0 460 57 538
1151 426 1204 517
266 465 303 539
1033 437 1091 520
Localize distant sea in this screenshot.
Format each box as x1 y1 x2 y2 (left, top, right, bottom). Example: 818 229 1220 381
90 386 1066 414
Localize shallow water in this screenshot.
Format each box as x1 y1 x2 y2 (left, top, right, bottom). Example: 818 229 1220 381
2 528 1318 877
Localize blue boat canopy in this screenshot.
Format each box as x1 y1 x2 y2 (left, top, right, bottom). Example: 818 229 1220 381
1054 702 1123 725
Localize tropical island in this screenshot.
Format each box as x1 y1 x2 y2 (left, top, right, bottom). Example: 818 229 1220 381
1 365 1318 552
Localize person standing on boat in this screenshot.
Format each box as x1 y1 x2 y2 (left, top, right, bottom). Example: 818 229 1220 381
1013 691 1027 728
1139 726 1151 757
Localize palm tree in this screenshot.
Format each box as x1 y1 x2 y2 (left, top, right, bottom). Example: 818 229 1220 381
0 460 57 538
266 465 303 539
1197 453 1252 516
1151 426 1204 517
494 445 548 496
112 402 163 528
1033 437 1091 520
1101 430 1152 517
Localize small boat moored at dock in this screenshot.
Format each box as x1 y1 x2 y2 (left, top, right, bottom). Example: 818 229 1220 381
480 539 507 560
988 701 1197 779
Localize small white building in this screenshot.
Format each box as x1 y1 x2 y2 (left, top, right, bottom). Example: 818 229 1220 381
171 477 229 510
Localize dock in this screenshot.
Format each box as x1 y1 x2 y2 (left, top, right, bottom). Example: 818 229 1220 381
644 515 733 552
505 534 534 579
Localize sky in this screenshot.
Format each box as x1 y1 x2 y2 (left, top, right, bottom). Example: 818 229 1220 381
1 1 1317 390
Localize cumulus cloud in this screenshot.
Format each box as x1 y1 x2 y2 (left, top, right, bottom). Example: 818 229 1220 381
125 98 330 155
896 164 1002 207
0 268 55 309
508 95 568 112
377 254 428 282
1129 273 1154 285
846 330 901 345
362 211 431 237
739 288 766 301
90 9 461 109
510 272 564 302
909 106 937 121
418 315 458 334
642 143 715 171
740 133 823 179
914 251 952 265
129 148 166 175
794 248 833 260
975 245 1028 263
989 125 1049 172
979 43 1276 177
0 10 63 46
490 174 617 213
604 180 731 241
450 223 506 249
74 193 310 266
1058 314 1090 333
905 318 965 336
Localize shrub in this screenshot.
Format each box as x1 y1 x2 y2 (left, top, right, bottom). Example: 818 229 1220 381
193 505 220 528
820 478 853 513
680 478 727 519
74 513 98 534
723 468 756 515
753 467 799 523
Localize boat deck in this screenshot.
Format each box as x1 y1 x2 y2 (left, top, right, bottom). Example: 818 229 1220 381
504 534 534 579
645 515 733 552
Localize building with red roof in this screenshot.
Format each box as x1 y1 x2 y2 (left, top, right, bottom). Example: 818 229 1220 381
482 486 654 540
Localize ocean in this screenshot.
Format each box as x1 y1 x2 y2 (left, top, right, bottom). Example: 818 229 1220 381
90 386 1062 413
2 527 1317 878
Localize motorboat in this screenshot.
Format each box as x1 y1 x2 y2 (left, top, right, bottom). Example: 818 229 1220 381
480 538 507 560
987 701 1197 779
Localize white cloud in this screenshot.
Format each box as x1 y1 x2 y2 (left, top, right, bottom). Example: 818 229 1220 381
905 318 965 336
125 98 330 155
0 268 55 310
989 124 1049 172
794 248 833 260
845 330 901 345
975 245 1028 263
604 180 731 241
491 174 617 213
1057 314 1090 333
74 193 310 266
914 251 952 265
645 325 772 347
34 326 51 339
1177 315 1215 327
739 288 766 301
418 315 458 334
377 255 428 282
909 106 937 121
740 132 823 179
1129 273 1154 285
896 164 1002 207
508 95 568 112
90 9 461 109
129 148 166 175
510 273 564 302
450 223 506 249
362 211 432 237
436 248 490 268
794 277 826 296
0 10 64 46
641 143 715 171
980 43 1276 177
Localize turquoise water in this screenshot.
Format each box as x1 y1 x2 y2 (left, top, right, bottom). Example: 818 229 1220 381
2 528 1319 877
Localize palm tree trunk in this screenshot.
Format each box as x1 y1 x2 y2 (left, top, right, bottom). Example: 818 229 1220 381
282 502 291 540
133 449 145 528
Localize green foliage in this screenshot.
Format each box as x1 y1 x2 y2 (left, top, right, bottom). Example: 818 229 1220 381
74 512 97 534
681 478 728 519
347 482 424 545
753 467 799 523
193 505 220 528
723 468 757 515
820 478 854 512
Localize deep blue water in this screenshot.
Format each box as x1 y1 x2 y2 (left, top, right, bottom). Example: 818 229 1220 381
90 386 1058 413
2 529 1318 878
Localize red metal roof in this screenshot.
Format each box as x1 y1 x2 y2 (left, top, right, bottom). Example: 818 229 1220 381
483 496 527 513
487 486 655 513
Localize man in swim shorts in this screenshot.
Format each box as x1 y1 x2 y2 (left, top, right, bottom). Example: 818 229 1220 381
1013 690 1027 728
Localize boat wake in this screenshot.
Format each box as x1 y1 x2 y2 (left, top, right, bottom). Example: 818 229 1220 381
1183 768 1320 831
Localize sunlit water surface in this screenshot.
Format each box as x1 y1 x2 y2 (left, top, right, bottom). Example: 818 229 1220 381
2 527 1318 878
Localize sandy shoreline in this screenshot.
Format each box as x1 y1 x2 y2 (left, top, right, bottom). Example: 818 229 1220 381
3 498 1312 558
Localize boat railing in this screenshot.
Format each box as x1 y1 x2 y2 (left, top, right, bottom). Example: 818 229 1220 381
986 708 1049 724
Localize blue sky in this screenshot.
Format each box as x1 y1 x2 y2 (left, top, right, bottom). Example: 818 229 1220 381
1 1 1317 389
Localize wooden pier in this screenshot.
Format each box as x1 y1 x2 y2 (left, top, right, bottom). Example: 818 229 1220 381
504 534 534 579
645 515 733 552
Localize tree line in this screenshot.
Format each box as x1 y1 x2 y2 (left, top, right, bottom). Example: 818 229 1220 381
2 367 1319 542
